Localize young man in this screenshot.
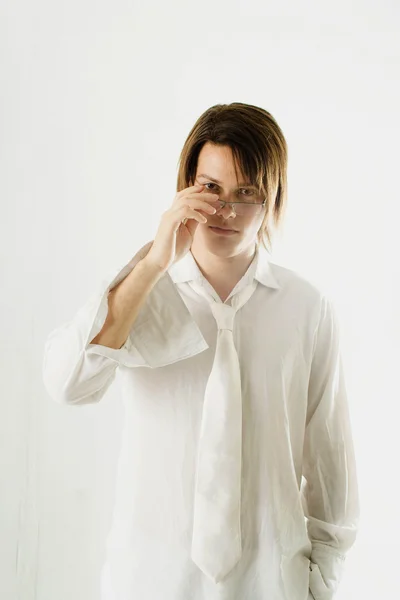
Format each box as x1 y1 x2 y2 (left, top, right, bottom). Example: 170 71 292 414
43 103 359 600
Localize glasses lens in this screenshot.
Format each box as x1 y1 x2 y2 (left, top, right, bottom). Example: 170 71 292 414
234 202 263 216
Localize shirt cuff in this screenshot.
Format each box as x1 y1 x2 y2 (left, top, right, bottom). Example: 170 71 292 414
309 542 346 600
84 241 209 368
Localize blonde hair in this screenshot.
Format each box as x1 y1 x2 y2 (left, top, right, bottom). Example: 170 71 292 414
176 102 288 252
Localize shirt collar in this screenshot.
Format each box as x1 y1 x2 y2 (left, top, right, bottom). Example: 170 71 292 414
168 244 281 291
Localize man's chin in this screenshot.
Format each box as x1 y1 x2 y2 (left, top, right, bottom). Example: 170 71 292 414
193 225 241 251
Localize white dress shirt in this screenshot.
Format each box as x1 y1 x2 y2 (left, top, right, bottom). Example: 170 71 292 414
42 241 360 600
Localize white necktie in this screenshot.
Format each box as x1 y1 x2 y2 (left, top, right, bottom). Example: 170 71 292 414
188 279 258 583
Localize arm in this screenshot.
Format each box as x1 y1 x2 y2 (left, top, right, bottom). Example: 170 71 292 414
302 295 360 599
43 185 218 406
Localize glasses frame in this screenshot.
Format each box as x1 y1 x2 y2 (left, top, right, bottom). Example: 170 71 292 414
215 197 268 216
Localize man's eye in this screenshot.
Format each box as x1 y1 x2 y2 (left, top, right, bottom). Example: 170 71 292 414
205 183 254 195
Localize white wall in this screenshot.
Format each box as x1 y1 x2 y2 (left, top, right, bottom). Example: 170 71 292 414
1 1 399 598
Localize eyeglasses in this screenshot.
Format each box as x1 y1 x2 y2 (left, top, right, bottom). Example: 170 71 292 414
213 197 267 217
196 180 267 217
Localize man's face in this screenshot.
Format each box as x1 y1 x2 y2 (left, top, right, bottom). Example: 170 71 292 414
191 142 266 258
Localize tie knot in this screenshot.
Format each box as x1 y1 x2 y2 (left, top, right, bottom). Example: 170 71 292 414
188 280 258 332
210 302 236 331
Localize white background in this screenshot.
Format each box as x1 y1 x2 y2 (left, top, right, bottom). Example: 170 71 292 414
1 1 399 598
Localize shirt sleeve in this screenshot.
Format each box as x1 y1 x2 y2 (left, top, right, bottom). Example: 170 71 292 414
302 294 360 600
42 241 209 406
42 242 154 405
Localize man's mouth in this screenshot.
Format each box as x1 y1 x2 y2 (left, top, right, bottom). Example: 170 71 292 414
209 226 238 235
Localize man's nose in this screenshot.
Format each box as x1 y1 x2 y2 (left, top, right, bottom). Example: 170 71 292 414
216 201 236 218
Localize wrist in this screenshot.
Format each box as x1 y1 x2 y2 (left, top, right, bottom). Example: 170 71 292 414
140 255 168 277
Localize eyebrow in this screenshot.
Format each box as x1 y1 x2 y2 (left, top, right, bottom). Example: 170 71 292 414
197 173 255 187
